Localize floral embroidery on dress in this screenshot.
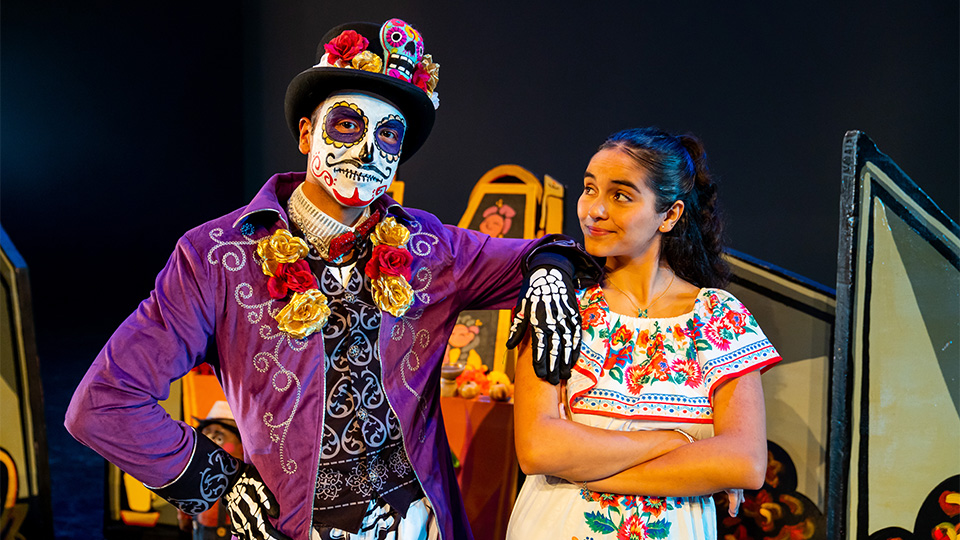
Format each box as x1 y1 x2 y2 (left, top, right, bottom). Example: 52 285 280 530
578 488 682 539
510 287 781 540
570 287 779 422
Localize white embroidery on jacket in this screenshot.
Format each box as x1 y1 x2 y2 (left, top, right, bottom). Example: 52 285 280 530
207 227 305 476
207 228 256 271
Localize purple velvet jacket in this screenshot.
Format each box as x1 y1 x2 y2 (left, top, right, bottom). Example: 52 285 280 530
66 172 567 540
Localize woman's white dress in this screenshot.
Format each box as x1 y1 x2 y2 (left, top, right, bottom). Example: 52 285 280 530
507 287 781 540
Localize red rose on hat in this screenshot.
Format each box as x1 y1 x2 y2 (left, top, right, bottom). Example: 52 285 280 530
411 66 432 93
366 245 413 281
324 30 370 65
267 260 319 299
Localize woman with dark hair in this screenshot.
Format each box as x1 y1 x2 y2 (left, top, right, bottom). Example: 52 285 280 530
507 128 782 539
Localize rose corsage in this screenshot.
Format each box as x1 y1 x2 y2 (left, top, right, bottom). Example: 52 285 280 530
256 229 330 339
365 217 415 317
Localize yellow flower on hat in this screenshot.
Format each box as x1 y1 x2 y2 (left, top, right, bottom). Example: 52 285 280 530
371 217 410 248
371 275 414 318
256 229 310 276
351 50 383 73
274 289 330 339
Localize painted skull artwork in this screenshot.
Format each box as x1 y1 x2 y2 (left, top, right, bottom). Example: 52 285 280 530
308 91 406 207
379 18 424 82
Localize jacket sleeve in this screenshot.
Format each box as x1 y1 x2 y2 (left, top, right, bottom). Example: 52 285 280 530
443 227 597 312
65 234 221 493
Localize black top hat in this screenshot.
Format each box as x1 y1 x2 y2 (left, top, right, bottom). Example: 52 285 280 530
284 20 437 164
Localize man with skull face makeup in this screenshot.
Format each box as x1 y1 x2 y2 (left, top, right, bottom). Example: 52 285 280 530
66 18 597 540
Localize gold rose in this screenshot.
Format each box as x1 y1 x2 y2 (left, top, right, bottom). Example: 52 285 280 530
371 275 414 318
351 50 383 73
274 289 331 339
370 217 410 248
256 229 310 276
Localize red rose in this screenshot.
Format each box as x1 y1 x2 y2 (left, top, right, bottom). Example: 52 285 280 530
365 245 413 281
267 260 318 299
323 30 369 65
411 65 432 92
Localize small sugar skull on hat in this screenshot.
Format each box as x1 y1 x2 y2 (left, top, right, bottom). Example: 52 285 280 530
380 18 424 82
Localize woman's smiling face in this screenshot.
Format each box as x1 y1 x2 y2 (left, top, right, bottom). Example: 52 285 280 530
577 147 669 261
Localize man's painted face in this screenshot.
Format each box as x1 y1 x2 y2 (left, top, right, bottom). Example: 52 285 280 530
307 92 406 207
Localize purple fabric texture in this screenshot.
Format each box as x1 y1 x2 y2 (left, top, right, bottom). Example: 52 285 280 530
66 171 558 540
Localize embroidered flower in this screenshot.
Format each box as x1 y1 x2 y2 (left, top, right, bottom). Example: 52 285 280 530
411 68 431 93
625 364 647 394
671 324 688 344
371 275 414 317
371 216 410 247
323 30 369 66
267 259 319 299
257 229 310 276
703 320 732 351
671 357 702 388
582 303 606 331
274 289 330 339
641 332 671 382
617 514 647 540
611 324 633 346
651 358 671 382
365 244 413 281
640 496 668 518
705 292 723 316
684 315 705 340
595 492 620 509
584 286 605 305
351 50 383 73
724 310 749 335
604 343 633 373
637 329 651 348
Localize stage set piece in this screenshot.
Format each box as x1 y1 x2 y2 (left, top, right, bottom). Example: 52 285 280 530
0 227 54 540
829 132 959 540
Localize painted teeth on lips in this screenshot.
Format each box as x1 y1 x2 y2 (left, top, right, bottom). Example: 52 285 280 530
334 167 381 183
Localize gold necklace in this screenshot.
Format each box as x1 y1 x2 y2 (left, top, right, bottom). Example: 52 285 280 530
605 270 676 317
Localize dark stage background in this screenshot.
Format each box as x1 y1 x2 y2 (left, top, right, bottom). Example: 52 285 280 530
1 1 957 538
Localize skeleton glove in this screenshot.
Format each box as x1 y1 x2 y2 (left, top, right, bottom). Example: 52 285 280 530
223 463 292 540
506 264 581 385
